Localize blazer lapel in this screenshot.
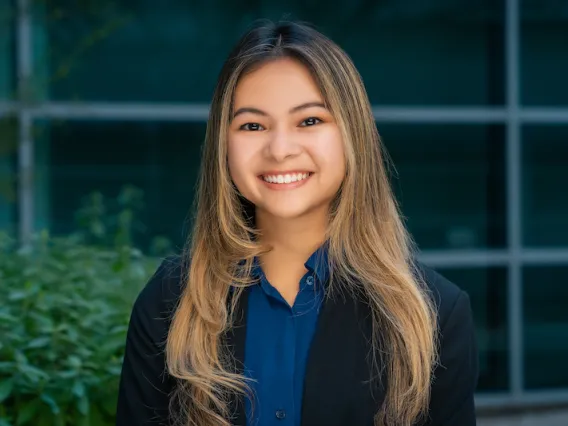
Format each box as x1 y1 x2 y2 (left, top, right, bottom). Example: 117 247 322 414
224 288 250 426
301 289 387 426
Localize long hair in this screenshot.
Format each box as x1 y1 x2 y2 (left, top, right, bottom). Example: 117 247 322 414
166 20 438 426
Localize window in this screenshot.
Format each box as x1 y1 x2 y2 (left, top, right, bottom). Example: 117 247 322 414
10 0 568 406
0 0 14 100
381 123 506 250
521 1 568 105
522 125 568 247
434 266 509 391
45 0 504 105
0 118 17 233
523 265 568 389
38 120 206 249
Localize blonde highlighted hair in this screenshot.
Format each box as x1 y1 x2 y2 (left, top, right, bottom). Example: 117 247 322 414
166 20 438 426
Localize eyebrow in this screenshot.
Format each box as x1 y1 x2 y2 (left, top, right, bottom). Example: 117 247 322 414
232 101 326 119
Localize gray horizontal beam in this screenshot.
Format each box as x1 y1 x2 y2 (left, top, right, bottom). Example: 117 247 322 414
476 389 568 409
372 107 507 123
520 248 568 265
420 249 568 268
520 108 568 123
419 250 510 267
23 102 212 121
0 102 17 117
2 102 568 124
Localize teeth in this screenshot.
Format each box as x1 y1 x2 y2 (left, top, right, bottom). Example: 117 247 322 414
263 173 310 184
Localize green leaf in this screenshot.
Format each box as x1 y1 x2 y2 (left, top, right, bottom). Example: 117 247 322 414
16 398 42 425
0 311 17 323
0 378 13 402
8 290 27 301
77 393 89 416
0 418 13 426
72 380 85 398
105 365 122 376
67 355 82 369
26 337 51 349
14 350 27 365
40 393 60 415
56 370 78 380
19 364 49 384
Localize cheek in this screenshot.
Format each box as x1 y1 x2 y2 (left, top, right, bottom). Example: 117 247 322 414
314 130 346 181
227 138 255 191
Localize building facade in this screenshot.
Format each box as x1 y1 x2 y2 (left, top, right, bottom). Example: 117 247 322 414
1 0 567 408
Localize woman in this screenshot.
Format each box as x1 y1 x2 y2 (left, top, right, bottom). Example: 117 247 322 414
117 20 478 426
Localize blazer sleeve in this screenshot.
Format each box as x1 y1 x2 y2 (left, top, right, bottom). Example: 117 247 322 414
425 290 479 426
116 258 181 425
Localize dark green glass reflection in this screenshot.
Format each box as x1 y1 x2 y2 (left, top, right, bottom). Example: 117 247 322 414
435 266 509 392
523 265 568 389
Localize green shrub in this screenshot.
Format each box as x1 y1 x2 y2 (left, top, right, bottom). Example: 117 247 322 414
0 186 173 425
0 232 159 426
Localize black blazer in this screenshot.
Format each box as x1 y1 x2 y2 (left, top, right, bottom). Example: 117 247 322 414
116 256 478 426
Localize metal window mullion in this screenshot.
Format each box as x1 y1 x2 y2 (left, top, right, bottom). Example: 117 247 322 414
505 0 523 398
17 102 568 124
0 101 17 117
419 248 568 268
521 108 568 123
18 111 33 243
27 102 212 122
18 102 513 123
476 389 568 408
521 249 568 265
419 250 510 267
17 0 34 244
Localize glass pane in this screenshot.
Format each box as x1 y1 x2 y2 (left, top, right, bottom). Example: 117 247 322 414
434 266 509 392
42 0 504 105
381 124 506 250
521 1 568 105
0 0 15 100
37 120 205 250
524 265 568 389
522 125 568 247
0 117 17 234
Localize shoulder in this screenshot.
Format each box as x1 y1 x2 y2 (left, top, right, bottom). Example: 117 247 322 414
131 254 186 328
416 263 478 424
416 262 471 330
118 255 186 423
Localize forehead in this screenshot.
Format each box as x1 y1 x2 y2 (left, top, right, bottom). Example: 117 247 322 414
233 57 323 108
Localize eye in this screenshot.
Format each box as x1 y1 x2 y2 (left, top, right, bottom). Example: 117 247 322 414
239 122 265 131
300 117 322 127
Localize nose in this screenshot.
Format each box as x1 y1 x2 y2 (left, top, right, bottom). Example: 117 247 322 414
264 127 302 162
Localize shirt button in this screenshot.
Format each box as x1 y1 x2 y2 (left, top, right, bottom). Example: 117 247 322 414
306 275 314 286
275 409 286 420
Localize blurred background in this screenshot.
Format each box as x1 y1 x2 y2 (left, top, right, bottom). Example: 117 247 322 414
1 0 567 425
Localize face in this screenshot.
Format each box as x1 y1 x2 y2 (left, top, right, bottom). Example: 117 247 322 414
227 57 346 222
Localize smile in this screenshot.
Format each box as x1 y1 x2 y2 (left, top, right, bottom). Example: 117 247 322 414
261 172 312 184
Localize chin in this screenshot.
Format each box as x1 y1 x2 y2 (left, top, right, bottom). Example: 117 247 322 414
257 199 326 221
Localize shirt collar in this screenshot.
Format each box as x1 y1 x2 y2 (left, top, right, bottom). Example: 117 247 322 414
304 243 330 284
250 242 330 285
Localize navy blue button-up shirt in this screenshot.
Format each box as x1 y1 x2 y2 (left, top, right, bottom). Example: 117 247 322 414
244 247 329 426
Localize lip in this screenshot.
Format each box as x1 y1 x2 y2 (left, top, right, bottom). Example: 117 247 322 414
257 171 313 190
259 170 313 176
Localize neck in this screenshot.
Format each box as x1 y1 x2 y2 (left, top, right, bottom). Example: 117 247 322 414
255 208 328 305
256 209 327 259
